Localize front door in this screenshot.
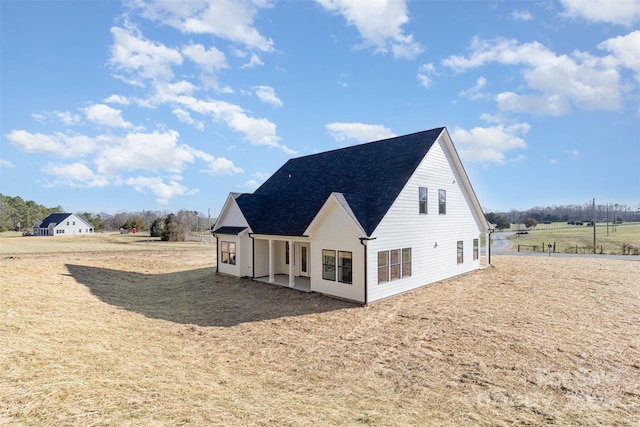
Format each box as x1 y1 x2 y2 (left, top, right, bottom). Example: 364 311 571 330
299 244 310 277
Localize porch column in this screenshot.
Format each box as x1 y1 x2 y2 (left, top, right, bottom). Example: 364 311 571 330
485 231 491 266
288 240 294 287
268 239 275 283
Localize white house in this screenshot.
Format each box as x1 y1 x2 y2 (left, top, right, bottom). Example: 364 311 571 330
33 213 94 236
213 127 491 304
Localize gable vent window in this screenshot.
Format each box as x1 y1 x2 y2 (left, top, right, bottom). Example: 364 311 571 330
221 241 236 265
419 187 428 214
439 189 446 214
378 248 411 284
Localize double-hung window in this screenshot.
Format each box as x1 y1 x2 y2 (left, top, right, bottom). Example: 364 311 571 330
439 189 446 214
322 250 336 281
338 251 352 284
323 250 352 284
378 248 412 284
221 241 236 265
473 238 479 260
419 187 428 214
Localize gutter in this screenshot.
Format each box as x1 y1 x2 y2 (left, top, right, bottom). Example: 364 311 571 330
359 237 377 306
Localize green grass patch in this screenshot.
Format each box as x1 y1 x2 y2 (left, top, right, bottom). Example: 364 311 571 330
508 224 640 255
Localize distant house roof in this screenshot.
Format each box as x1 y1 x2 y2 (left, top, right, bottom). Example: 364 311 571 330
37 213 73 228
235 127 445 236
36 213 93 229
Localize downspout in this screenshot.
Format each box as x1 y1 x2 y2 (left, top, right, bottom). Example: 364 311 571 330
213 234 219 273
488 228 495 266
359 237 376 306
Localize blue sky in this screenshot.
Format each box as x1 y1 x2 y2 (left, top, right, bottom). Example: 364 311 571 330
1 0 639 216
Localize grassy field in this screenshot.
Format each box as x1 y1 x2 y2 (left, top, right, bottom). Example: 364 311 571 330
1 234 639 426
505 223 640 255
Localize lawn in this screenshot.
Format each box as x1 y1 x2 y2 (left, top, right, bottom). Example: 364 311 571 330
1 234 638 426
506 223 640 255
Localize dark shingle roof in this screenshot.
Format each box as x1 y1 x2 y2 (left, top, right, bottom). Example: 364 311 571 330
37 213 72 228
213 226 247 235
236 127 444 237
37 213 93 229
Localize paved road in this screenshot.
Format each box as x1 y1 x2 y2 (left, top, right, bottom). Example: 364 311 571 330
489 232 640 261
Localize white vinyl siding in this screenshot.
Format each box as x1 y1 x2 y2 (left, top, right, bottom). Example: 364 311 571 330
306 196 364 302
366 136 484 303
213 195 253 278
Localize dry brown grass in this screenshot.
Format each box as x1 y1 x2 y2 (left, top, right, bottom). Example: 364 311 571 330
1 234 638 426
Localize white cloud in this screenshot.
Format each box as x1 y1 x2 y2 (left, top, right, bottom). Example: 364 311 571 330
0 159 15 168
172 95 294 153
94 130 194 174
42 162 110 187
182 43 227 73
132 0 274 52
417 63 436 88
84 104 132 128
109 25 183 84
6 130 97 157
325 122 396 143
104 94 130 105
443 36 622 115
253 85 283 107
126 176 193 204
565 148 580 159
316 0 422 59
459 76 488 100
598 31 640 82
55 111 82 126
197 152 244 175
172 108 205 130
30 111 81 126
511 10 533 21
560 0 640 26
451 123 530 165
240 53 264 69
495 92 571 116
7 130 55 154
245 179 260 189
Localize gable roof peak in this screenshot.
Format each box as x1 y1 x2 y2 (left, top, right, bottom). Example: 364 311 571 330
238 127 446 236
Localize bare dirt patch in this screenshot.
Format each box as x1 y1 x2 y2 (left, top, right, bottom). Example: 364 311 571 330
1 234 638 426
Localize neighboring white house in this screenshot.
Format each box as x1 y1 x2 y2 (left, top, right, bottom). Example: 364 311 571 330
213 127 491 304
33 213 94 236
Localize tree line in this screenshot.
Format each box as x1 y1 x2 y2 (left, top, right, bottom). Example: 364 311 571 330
485 201 640 230
0 194 213 241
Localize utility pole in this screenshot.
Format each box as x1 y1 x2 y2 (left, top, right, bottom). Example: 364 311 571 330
592 198 596 254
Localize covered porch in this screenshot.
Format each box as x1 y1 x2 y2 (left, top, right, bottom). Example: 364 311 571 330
251 234 312 291
254 274 311 292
